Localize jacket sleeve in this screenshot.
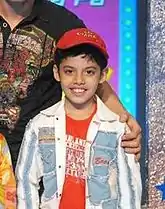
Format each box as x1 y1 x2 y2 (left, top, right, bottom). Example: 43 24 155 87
0 133 16 209
117 124 142 209
15 121 42 209
124 124 142 207
125 153 142 208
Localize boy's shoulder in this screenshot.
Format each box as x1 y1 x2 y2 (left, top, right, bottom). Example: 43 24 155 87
96 96 125 131
29 100 64 127
40 100 64 116
96 96 119 120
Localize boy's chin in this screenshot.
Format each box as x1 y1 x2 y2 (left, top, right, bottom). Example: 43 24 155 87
67 100 87 107
65 97 95 108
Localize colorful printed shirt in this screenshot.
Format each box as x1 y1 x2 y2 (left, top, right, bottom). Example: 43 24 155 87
0 0 85 168
0 133 16 209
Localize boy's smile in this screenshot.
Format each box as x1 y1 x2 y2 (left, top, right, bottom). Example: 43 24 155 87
70 87 86 95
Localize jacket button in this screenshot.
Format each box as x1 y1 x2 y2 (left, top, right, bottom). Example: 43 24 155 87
59 165 61 168
3 22 8 28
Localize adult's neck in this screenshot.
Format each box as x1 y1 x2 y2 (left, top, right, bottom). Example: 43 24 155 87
64 97 96 120
0 1 34 30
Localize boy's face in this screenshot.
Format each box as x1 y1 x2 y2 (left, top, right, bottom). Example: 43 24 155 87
54 54 107 108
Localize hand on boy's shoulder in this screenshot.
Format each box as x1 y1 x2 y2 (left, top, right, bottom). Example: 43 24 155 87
119 112 142 161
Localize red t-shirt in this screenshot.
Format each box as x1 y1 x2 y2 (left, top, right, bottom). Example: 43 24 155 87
59 106 96 209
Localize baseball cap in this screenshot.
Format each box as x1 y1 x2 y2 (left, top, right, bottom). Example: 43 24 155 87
56 28 109 59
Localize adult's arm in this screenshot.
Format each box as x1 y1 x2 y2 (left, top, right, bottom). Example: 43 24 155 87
97 81 142 160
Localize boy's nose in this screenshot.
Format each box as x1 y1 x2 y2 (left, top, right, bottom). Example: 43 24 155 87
74 73 85 84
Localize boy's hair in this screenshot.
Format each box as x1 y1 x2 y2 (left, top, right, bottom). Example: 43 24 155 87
54 44 108 71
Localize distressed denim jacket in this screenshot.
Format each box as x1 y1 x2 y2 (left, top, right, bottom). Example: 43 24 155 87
16 96 142 209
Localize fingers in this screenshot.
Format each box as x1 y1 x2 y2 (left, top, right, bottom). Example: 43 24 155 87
121 133 141 161
135 153 141 162
124 148 141 162
123 146 141 161
121 137 141 162
127 116 142 134
119 112 142 162
119 112 129 123
122 115 142 145
119 113 142 141
121 134 141 147
122 131 142 142
124 146 141 155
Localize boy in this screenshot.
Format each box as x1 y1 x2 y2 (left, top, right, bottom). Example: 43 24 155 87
16 28 142 209
0 133 16 209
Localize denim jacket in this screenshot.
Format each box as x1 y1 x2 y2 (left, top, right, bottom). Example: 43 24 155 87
16 96 142 209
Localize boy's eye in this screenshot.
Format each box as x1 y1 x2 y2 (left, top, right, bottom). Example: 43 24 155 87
85 70 95 75
64 69 73 74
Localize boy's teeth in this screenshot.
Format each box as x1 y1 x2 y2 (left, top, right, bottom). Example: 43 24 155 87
73 89 85 93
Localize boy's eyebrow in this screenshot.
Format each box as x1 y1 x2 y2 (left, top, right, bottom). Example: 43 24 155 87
85 66 97 70
62 65 75 69
62 66 97 70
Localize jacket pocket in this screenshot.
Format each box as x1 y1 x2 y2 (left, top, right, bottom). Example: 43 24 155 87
90 131 117 176
88 175 111 204
39 143 57 200
91 145 116 176
87 131 118 205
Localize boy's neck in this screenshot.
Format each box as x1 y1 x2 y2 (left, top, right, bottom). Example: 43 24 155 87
64 97 96 120
0 1 34 30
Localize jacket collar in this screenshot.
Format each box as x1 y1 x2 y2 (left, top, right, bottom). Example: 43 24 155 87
40 95 119 122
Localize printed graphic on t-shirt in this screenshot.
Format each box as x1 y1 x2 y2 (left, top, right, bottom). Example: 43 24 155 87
0 26 56 130
65 135 86 179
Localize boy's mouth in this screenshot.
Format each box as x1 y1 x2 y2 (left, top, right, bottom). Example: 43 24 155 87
70 88 87 94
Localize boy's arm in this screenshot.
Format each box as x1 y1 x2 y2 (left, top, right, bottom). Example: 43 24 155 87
97 81 141 160
0 134 16 209
16 123 42 209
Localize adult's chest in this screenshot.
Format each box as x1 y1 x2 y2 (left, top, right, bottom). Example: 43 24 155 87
0 25 56 86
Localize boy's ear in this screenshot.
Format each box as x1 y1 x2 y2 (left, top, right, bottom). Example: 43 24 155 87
53 64 60 82
99 68 108 84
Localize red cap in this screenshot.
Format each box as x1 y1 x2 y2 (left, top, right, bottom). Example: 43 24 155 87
56 28 109 59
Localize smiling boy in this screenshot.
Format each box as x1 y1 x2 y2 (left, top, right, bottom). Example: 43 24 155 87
16 28 142 209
